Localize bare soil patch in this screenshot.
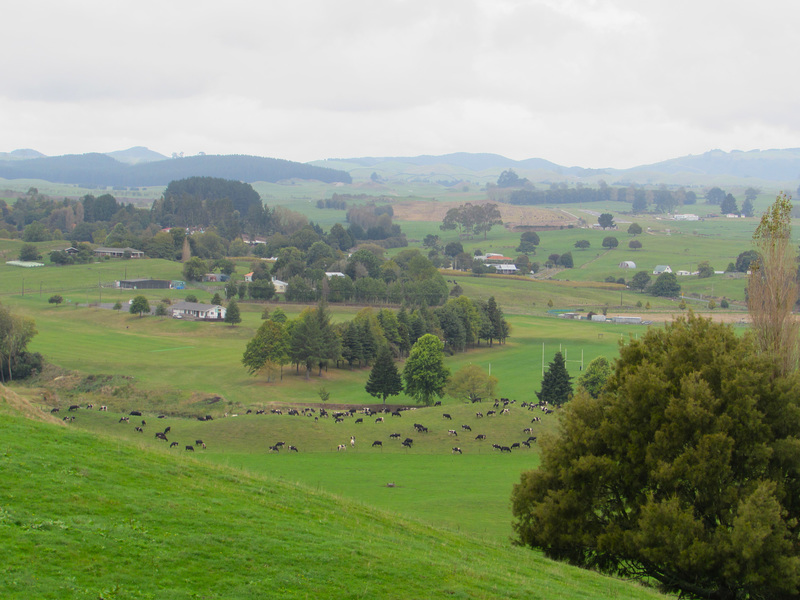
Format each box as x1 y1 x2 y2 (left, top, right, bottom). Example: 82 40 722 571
391 200 577 228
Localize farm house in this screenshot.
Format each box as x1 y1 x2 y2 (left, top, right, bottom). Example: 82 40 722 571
171 302 226 320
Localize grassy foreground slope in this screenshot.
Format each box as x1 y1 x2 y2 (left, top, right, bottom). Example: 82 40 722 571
0 389 667 600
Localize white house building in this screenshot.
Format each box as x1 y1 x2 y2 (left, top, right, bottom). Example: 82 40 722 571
494 264 518 275
171 302 226 320
653 265 672 275
272 279 288 293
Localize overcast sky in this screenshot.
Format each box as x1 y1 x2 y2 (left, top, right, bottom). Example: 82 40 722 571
1 0 797 168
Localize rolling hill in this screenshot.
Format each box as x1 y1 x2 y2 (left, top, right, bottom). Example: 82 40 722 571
0 153 352 187
0 387 668 600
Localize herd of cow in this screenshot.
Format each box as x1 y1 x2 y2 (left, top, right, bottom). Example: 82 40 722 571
48 397 554 455
51 404 208 452
253 397 551 455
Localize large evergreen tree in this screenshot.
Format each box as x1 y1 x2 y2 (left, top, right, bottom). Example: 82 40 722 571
512 314 800 599
224 299 241 326
536 351 572 406
365 346 403 403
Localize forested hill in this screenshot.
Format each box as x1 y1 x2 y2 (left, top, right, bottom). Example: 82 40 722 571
0 153 352 186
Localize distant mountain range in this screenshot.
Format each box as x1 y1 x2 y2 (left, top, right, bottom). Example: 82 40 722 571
1 147 799 187
314 149 800 187
0 150 351 187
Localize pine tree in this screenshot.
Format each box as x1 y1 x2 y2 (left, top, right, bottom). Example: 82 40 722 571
536 351 572 406
225 299 241 326
365 346 403 403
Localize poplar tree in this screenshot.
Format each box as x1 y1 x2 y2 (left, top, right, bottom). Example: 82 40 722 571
748 191 799 375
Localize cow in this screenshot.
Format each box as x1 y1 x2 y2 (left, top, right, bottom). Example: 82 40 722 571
201 443 206 449
372 440 383 447
195 439 203 445
475 434 486 440
99 405 107 411
337 444 347 451
354 418 363 424
442 413 452 420
475 412 483 418
501 408 510 415
350 436 356 447
391 411 402 418
155 432 168 441
527 436 537 443
461 424 471 431
185 445 194 451
275 441 285 448
375 417 384 423
500 446 512 453
268 445 280 452
522 441 531 448
68 404 80 411
170 442 179 448
452 447 462 454
134 426 143 433
389 433 401 439
164 426 171 434
86 404 94 409
118 417 129 423
448 430 458 436
50 408 59 413
288 445 298 452
434 401 441 406
403 438 414 446
511 442 521 449
487 410 496 417
130 410 142 416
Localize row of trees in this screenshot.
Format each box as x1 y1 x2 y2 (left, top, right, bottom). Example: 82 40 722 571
242 296 508 385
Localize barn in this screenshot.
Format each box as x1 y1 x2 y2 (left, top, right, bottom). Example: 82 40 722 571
118 278 171 290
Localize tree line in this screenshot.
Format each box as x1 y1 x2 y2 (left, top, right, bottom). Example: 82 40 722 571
242 296 509 386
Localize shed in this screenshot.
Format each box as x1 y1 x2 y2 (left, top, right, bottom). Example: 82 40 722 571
611 316 642 324
494 264 518 274
273 279 288 294
118 279 171 290
619 261 636 269
94 247 144 259
653 265 672 275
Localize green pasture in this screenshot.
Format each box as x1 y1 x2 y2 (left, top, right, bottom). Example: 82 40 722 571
19 294 649 409
65 397 555 544
0 409 669 600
